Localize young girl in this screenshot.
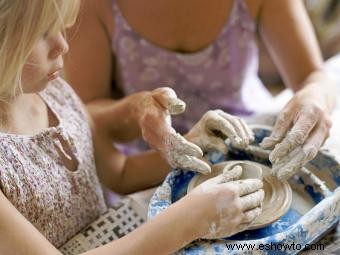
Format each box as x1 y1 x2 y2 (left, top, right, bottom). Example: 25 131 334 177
0 1 264 254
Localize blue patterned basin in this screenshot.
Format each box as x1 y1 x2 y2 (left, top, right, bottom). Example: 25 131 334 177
148 126 340 254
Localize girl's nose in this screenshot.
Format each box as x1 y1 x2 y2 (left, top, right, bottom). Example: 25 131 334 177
49 32 69 58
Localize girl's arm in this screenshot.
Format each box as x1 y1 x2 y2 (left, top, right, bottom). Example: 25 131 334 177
0 191 62 255
0 187 196 255
0 167 264 255
90 106 255 194
92 118 172 194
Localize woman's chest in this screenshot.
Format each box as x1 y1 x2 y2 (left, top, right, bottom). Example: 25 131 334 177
115 0 262 53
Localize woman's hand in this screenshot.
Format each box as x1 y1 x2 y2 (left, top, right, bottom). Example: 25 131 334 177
185 109 255 154
184 165 264 239
260 79 334 180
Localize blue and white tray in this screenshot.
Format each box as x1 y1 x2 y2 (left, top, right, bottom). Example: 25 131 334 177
148 125 340 254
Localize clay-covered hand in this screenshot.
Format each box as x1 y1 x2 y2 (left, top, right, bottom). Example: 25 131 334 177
260 88 333 180
138 87 211 174
186 165 264 239
185 109 254 154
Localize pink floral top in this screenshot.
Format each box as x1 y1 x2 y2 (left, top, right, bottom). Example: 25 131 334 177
0 78 107 248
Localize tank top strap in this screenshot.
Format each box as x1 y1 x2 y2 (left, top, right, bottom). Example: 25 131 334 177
228 0 256 31
111 0 119 14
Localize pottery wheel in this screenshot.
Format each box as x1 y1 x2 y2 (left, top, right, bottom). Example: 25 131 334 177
187 160 292 230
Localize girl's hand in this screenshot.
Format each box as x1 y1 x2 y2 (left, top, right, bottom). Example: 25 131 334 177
137 87 211 174
260 82 333 180
185 165 264 239
186 109 255 154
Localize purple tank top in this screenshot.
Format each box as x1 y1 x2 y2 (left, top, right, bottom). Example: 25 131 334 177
112 0 273 135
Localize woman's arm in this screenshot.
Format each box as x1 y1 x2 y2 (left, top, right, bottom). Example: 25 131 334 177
258 0 337 179
259 0 336 111
259 0 323 90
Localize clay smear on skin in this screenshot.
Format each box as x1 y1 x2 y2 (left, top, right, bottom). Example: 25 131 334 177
198 171 262 239
163 132 211 174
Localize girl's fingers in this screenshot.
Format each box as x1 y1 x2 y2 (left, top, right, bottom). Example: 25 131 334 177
239 118 255 143
206 114 243 148
217 110 249 147
242 207 262 223
219 165 243 183
201 135 228 154
227 179 263 196
166 133 203 158
239 189 264 211
174 155 211 174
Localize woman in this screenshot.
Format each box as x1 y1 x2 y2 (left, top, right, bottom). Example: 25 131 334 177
65 0 336 180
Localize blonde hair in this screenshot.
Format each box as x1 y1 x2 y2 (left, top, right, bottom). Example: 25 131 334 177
0 0 80 102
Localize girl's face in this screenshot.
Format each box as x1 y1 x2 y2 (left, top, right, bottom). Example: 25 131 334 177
21 31 69 93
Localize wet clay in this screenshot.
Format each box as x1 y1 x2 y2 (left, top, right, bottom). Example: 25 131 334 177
187 160 292 230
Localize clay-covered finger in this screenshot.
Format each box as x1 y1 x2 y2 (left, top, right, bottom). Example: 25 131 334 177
216 110 248 147
167 98 186 115
269 111 318 163
301 120 329 161
220 165 243 183
260 109 294 149
240 189 264 211
237 222 251 232
174 155 211 174
228 179 263 196
272 132 323 180
242 207 262 223
271 146 307 180
202 135 228 154
166 133 203 158
239 119 255 143
235 118 249 147
151 87 186 115
205 114 243 147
